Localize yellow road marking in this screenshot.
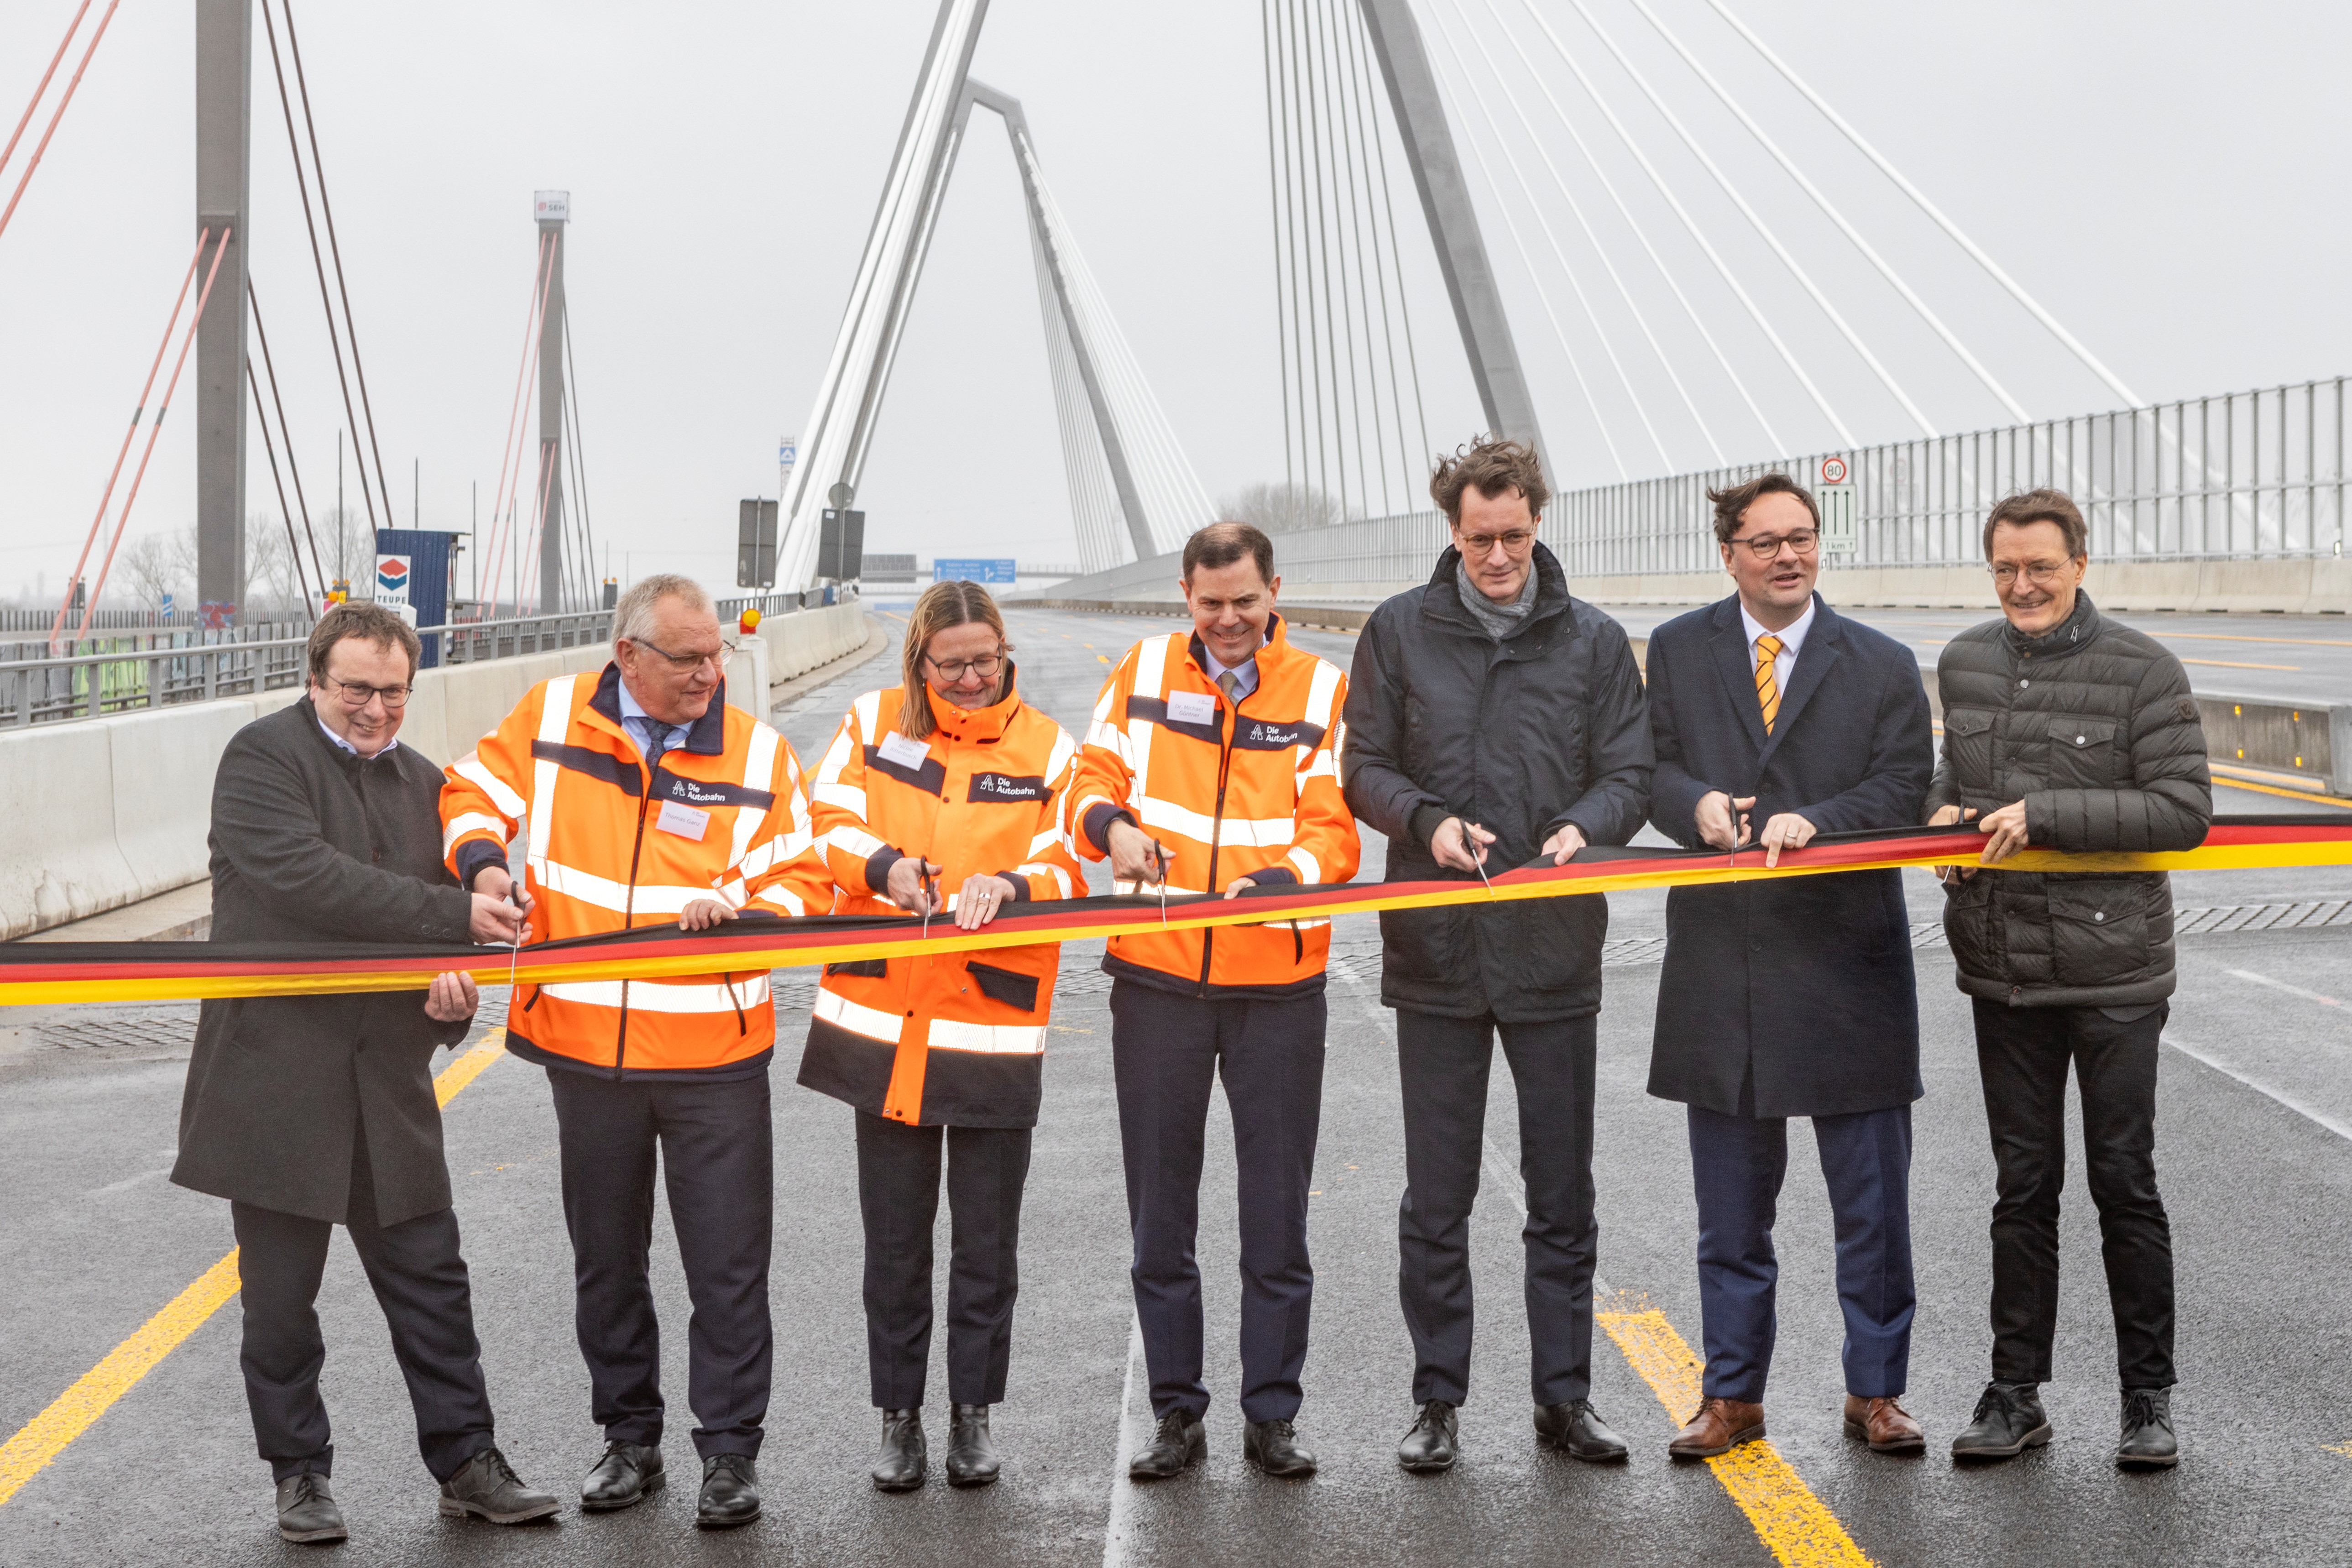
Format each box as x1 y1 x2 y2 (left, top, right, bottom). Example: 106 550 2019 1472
2150 628 2352 648
0 1030 508 1509
2210 767 2352 810
2178 656 2300 671
1599 1307 1877 1568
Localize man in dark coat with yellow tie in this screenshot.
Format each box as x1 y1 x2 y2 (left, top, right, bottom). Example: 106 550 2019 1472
1641 473 1934 1461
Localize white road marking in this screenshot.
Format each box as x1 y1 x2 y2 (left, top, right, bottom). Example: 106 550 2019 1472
1100 1311 1145 1568
2227 967 2343 1008
2164 1032 2352 1143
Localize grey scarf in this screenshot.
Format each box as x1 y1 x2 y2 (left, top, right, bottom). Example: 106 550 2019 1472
1456 558 1537 641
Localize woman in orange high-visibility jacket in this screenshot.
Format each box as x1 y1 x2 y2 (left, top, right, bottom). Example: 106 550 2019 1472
794 579 1085 1494
1064 523 1358 1479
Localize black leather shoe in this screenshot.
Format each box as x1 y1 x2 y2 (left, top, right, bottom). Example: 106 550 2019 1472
439 1446 560 1525
696 1454 760 1528
1535 1399 1629 1463
1243 1418 1317 1478
276 1473 346 1544
1397 1400 1459 1473
1950 1380 2051 1460
1128 1412 1206 1480
2116 1386 2179 1470
873 1409 927 1492
580 1440 665 1511
945 1404 1000 1488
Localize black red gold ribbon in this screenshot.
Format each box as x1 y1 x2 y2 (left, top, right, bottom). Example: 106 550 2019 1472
6 817 2347 1006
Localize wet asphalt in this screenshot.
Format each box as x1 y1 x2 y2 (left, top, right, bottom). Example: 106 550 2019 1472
1 606 2350 1566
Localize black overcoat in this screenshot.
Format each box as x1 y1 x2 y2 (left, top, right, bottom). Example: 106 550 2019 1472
1341 544 1653 1022
1644 594 1934 1118
171 697 476 1226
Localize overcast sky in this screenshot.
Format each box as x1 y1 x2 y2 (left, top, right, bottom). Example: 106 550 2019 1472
1 0 2347 608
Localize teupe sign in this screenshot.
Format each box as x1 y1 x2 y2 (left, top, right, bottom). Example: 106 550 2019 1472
376 554 412 604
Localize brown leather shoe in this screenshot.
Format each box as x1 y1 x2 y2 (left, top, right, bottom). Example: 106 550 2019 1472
1842 1395 1925 1454
1667 1396 1766 1459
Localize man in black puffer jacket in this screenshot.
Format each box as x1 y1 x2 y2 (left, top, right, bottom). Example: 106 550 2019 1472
1342 437 1651 1474
1929 488 2210 1473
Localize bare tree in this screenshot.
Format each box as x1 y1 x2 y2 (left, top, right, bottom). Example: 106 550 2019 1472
116 533 190 613
1216 482 1353 534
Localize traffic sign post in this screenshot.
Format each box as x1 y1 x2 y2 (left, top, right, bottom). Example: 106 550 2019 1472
934 559 1017 585
1818 484 1858 557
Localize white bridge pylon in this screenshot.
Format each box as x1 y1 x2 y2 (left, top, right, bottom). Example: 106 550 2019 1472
778 0 1213 587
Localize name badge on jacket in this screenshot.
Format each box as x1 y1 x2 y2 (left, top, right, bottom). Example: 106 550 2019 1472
655 799 710 841
878 730 930 770
1166 690 1217 725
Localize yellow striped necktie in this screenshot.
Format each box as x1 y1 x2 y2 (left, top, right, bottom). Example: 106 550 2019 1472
1754 634 1783 733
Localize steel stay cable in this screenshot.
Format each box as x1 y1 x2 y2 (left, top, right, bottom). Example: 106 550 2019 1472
1260 0 1294 495
247 357 321 617
1702 0 2142 409
1298 0 1346 518
0 0 91 180
1335 0 1423 496
1324 0 1395 513
246 280 329 606
1452 0 1724 465
479 232 554 617
49 230 208 653
278 0 396 523
1511 0 1836 446
1286 0 1331 513
1624 0 2029 424
562 308 598 606
1547 0 1936 439
258 0 376 532
1479 0 1769 455
78 229 235 643
0 0 116 247
1343 0 1432 480
1313 0 1378 515
1436 0 1670 470
1426 4 1628 476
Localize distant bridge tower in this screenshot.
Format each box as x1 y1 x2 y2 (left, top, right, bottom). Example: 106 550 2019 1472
194 0 251 623
534 190 570 612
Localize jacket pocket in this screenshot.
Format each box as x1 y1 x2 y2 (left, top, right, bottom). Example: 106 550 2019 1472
1942 873 1997 979
965 960 1040 1012
826 959 888 979
1379 901 1466 987
1940 707 1996 787
2047 881 2152 989
2047 715 2121 789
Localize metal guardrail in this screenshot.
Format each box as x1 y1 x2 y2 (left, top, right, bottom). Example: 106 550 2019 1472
0 610 615 728
715 585 857 623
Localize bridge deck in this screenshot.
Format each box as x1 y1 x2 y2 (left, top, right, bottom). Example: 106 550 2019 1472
2 608 2348 1565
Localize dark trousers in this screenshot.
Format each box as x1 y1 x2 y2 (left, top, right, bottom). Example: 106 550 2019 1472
854 1111 1032 1409
1109 979 1325 1425
547 1067 774 1459
1687 1102 1914 1402
1972 999 2175 1388
1395 1009 1599 1409
231 1127 494 1483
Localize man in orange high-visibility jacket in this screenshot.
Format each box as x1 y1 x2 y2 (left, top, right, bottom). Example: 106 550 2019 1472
439 574 826 1531
1069 522 1358 1483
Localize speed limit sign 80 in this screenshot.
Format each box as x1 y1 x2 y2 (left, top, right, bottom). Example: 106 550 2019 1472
1820 455 1849 486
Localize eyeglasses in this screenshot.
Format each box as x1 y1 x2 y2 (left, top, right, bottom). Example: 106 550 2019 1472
1726 528 1819 559
1991 561 2075 588
923 648 1010 682
627 637 739 673
319 674 412 709
1457 528 1535 556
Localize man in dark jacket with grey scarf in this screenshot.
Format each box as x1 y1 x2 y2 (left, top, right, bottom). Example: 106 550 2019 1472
1928 488 2211 1470
1342 437 1652 1474
172 602 556 1541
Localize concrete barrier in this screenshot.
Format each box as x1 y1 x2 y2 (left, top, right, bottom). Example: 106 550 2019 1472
0 603 861 941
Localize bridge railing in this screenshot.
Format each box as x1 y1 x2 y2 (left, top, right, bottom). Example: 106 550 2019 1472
1557 376 2351 578
0 610 614 728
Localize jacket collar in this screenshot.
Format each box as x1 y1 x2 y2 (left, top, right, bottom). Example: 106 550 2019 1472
589 660 727 756
2004 589 2102 662
298 694 417 779
1706 591 1845 763
1421 540 1571 641
925 663 1023 745
1184 611 1293 687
